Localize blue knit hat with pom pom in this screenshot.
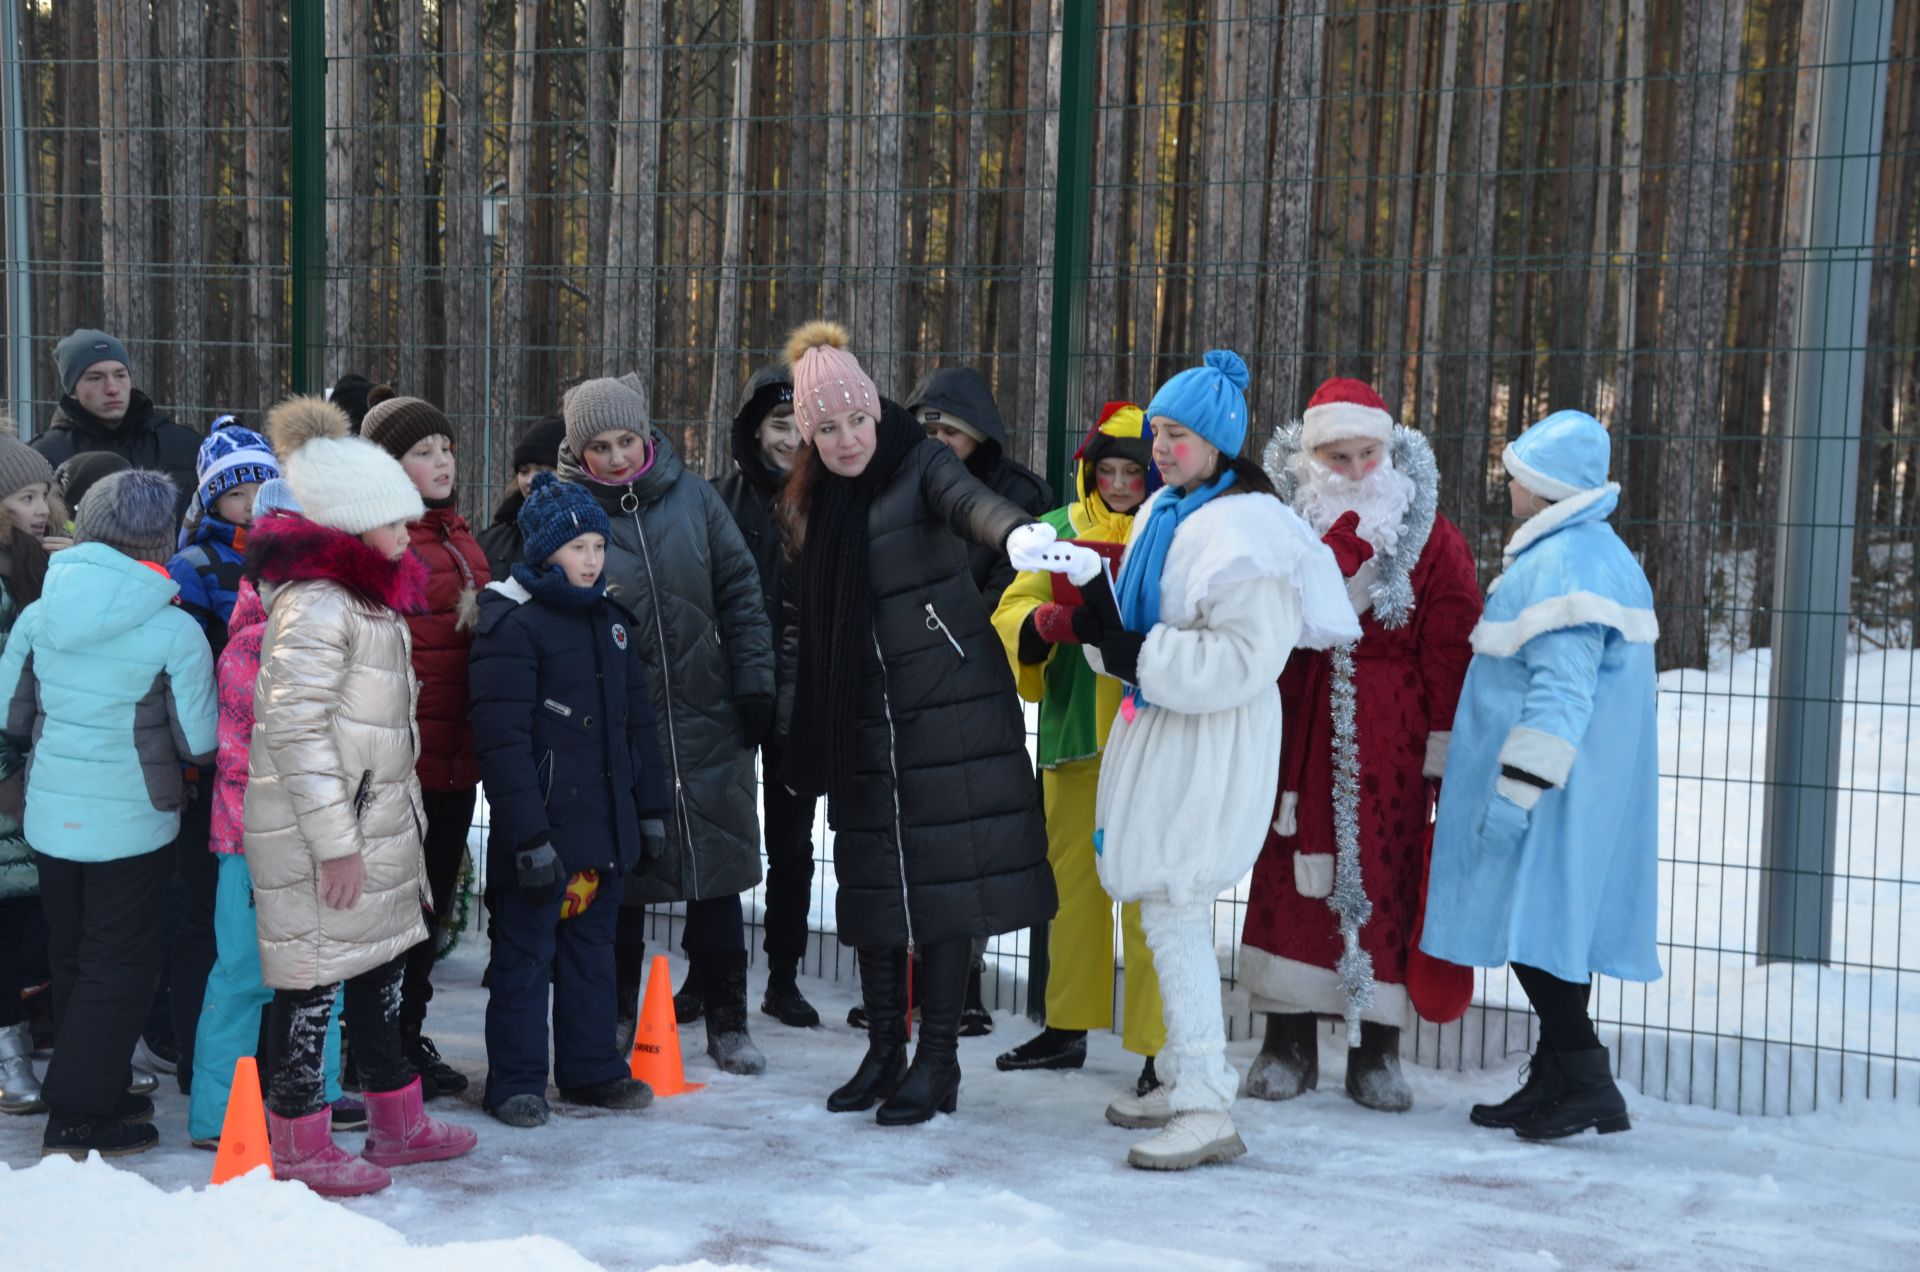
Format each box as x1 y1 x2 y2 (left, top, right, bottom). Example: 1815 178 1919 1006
517 471 612 566
1144 349 1252 459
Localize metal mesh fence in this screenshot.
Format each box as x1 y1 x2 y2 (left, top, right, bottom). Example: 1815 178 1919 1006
2 0 1915 1115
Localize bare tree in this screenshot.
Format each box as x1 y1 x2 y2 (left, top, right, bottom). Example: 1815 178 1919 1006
1582 0 1622 405
1130 5 1164 394
601 0 661 393
1083 0 1130 410
706 0 758 439
1613 0 1649 432
1381 4 1429 419
586 0 612 300
1231 0 1277 407
325 0 369 372
238 0 278 404
867 0 905 387
823 0 846 318
95 0 152 351
1256 1 1325 428
498 0 538 442
949 0 993 354
155 0 204 417
442 0 485 425
394 0 427 396
1416 0 1463 433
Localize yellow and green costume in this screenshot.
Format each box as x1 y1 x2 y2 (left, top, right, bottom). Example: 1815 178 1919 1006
991 403 1164 1056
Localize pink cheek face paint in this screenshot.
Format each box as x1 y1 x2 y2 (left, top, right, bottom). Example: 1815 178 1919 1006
1172 443 1192 463
1363 458 1381 475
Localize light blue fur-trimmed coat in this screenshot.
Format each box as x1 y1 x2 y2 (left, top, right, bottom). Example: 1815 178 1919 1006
1420 475 1662 984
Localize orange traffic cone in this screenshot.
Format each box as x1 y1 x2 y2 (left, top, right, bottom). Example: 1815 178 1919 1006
210 1055 275 1184
629 954 704 1097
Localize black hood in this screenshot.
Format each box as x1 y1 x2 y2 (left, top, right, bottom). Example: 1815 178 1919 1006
904 366 1007 474
730 364 795 493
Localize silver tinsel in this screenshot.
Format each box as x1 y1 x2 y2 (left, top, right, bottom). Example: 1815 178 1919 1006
1326 643 1375 1046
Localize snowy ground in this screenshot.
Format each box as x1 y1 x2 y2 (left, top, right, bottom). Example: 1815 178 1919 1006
4 938 1919 1271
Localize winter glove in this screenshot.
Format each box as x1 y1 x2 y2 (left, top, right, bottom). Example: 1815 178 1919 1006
318 853 366 911
1017 611 1054 665
1018 539 1105 585
639 819 668 862
736 696 774 750
1069 605 1108 646
1004 522 1059 573
1322 510 1376 578
1096 628 1146 686
515 841 568 908
1477 793 1530 858
1032 602 1082 646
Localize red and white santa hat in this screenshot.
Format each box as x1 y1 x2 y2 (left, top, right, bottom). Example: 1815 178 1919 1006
1300 377 1395 453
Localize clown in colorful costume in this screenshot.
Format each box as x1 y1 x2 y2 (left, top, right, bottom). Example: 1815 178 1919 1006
1424 408 1659 1142
990 402 1166 1084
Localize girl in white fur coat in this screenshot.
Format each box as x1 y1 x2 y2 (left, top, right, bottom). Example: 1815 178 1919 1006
1031 351 1357 1171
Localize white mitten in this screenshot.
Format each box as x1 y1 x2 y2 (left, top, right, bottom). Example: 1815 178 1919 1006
1005 521 1059 572
1026 541 1103 585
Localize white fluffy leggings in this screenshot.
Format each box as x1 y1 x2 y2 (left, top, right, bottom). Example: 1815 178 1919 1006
1138 898 1237 1113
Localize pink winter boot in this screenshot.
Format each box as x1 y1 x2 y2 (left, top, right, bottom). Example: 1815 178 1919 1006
268 1107 393 1197
361 1076 478 1168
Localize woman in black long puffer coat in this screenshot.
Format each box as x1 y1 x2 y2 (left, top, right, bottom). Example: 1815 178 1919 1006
777 321 1055 1126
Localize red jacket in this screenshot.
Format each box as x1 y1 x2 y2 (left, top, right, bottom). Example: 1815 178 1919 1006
405 505 491 791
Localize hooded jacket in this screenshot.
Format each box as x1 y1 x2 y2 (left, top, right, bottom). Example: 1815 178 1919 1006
476 487 527 584
242 513 432 991
712 365 795 633
469 577 672 880
904 367 1055 611
166 515 248 657
0 543 217 863
557 429 774 904
32 392 202 522
404 505 491 791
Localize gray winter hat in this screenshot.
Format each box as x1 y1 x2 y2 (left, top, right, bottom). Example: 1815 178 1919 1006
0 433 54 501
54 329 132 394
562 375 650 457
73 469 180 563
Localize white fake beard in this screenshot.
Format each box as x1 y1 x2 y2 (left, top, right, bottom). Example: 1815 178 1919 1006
1288 451 1418 555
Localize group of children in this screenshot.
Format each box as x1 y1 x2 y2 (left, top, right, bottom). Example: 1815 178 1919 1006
0 320 1662 1189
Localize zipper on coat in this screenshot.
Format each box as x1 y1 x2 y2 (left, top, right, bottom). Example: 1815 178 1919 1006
923 603 966 660
871 627 915 954
352 769 374 820
625 494 697 888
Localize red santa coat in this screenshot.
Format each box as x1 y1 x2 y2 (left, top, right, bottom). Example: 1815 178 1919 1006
1239 425 1481 1026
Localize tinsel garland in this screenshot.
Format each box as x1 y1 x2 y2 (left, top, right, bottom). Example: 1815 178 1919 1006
433 854 474 961
1326 643 1375 1045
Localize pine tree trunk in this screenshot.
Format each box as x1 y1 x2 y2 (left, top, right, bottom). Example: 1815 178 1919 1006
602 0 660 388
1582 0 1621 405
824 0 846 318
1552 0 1600 408
498 0 538 448
586 0 611 305
1131 5 1164 394
1337 6 1379 380
324 0 366 371
1613 0 1649 441
1019 0 1054 438
1416 0 1462 433
1256 2 1325 429
156 0 204 418
56 0 102 341
1083 0 1129 411
952 0 993 353
706 0 757 446
1233 0 1276 417
867 0 905 388
1381 3 1429 419
239 0 277 404
95 0 152 352
442 0 485 425
395 0 427 396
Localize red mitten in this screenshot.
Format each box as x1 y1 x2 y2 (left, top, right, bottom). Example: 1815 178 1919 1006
1322 510 1376 578
1033 602 1082 645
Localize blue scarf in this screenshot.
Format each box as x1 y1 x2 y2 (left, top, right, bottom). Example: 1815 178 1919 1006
1110 469 1236 708
512 560 607 610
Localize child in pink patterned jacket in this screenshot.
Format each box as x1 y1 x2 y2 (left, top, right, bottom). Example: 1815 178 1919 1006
186 488 359 1147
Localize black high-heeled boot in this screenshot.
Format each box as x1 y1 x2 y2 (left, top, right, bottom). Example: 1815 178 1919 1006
827 947 909 1113
877 940 967 1126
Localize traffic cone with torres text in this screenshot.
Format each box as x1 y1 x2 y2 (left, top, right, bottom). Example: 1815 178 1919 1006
630 954 704 1096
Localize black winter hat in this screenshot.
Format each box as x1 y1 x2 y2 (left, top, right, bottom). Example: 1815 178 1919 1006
329 373 376 431
52 451 132 516
512 416 566 471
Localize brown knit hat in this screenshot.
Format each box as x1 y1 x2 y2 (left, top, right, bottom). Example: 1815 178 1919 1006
360 395 454 460
0 433 54 501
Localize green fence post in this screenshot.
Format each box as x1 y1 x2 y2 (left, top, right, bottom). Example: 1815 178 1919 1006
289 1 326 394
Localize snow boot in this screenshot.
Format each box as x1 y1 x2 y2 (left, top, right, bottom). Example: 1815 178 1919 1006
114 1091 154 1124
877 940 967 1126
761 963 821 1029
673 956 706 1025
1345 1022 1412 1112
1470 1049 1564 1129
402 1031 469 1099
995 1026 1087 1072
1105 1083 1173 1129
361 1076 478 1167
1243 1012 1319 1102
41 1114 159 1160
958 957 994 1037
1512 1046 1631 1140
1126 1110 1248 1171
1136 1056 1162 1097
0 1022 45 1114
331 1095 367 1133
491 1093 550 1128
269 1107 392 1196
703 951 767 1075
828 947 909 1113
559 1075 653 1111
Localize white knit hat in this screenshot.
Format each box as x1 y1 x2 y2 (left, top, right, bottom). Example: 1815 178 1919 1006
1299 377 1395 453
266 396 425 534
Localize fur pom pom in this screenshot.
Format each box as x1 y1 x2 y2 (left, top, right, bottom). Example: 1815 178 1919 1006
455 585 479 633
366 383 396 412
265 396 351 462
783 319 850 369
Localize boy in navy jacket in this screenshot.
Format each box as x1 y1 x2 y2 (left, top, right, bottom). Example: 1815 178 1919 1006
470 473 671 1127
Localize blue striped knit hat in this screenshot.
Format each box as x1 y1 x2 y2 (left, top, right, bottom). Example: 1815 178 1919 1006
197 417 282 506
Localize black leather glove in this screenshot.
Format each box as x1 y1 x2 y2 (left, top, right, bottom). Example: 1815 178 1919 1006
737 696 773 749
1069 605 1108 646
1097 629 1145 685
1017 612 1052 665
639 818 668 861
515 841 567 908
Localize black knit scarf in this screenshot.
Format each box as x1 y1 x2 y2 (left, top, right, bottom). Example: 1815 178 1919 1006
781 410 923 802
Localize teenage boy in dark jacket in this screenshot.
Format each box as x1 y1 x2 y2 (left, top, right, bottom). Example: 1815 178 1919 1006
470 473 671 1128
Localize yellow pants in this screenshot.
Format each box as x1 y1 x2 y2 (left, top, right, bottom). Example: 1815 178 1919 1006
1043 760 1165 1056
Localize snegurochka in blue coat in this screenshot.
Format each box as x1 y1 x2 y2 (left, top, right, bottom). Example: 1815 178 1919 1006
1422 408 1660 1144
469 472 671 1127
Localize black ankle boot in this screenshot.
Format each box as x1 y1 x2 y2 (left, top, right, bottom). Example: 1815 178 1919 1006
761 963 821 1028
1244 1012 1319 1101
828 947 909 1113
995 1026 1088 1072
1345 1022 1412 1112
1470 1049 1564 1128
878 941 967 1126
1512 1046 1630 1140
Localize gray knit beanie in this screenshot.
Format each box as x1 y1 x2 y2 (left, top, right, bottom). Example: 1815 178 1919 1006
562 376 650 457
0 434 54 501
54 329 132 394
73 469 180 563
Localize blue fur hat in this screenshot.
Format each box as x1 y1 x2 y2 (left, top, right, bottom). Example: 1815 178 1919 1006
1144 349 1252 459
1503 409 1611 501
197 418 282 507
517 471 611 566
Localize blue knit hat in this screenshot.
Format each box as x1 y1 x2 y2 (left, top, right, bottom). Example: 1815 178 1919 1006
197 418 282 507
251 477 302 519
1503 409 1611 501
518 472 611 566
1144 349 1252 459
